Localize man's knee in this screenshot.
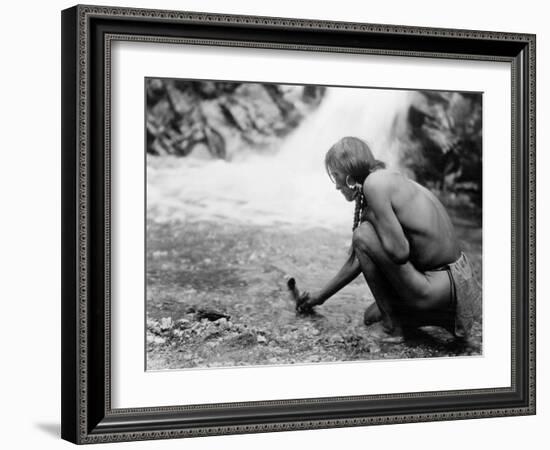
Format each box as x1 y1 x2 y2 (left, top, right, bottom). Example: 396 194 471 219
352 222 379 254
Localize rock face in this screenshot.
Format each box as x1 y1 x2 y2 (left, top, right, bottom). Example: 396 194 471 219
146 79 326 160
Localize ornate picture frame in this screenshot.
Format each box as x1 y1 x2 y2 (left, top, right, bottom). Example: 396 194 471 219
61 4 536 444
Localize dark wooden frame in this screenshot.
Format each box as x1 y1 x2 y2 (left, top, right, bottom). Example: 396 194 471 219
61 4 536 444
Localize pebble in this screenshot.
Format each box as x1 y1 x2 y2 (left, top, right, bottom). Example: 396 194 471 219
217 318 230 330
147 335 166 345
369 344 381 353
148 322 162 335
160 317 173 331
257 335 267 344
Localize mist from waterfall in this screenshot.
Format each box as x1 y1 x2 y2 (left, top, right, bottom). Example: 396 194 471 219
147 86 412 230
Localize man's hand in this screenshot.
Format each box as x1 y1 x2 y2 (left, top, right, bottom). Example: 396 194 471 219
296 291 324 314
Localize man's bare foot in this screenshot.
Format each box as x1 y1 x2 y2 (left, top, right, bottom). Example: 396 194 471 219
365 322 406 344
364 302 396 334
379 334 406 344
363 302 383 326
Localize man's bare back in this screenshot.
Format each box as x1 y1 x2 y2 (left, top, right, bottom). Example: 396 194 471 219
363 169 460 271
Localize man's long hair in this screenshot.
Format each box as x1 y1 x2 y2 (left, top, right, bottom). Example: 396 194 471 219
325 136 386 244
324 136 385 185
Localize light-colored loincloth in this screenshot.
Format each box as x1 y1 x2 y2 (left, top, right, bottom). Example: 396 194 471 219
442 252 481 339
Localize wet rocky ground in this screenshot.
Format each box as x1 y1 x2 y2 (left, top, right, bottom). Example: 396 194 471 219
146 210 482 370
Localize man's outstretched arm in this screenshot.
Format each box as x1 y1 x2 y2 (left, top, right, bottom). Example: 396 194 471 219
298 250 362 310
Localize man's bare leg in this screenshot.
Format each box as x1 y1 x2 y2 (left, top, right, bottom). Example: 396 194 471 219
353 248 404 337
363 302 382 326
352 222 453 334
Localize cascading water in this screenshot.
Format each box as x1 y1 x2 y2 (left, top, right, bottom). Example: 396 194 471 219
147 86 412 230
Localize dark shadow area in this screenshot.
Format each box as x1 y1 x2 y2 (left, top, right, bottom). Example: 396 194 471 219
400 326 478 355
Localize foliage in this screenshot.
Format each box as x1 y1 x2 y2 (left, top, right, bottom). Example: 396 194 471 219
399 91 483 207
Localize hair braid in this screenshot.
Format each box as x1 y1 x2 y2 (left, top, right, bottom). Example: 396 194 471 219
352 190 365 231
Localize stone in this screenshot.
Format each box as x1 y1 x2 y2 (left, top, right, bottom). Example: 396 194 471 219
147 335 166 345
176 318 191 329
160 317 173 331
187 143 212 160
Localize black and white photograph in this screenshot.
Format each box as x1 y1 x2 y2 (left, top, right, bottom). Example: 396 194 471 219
145 78 483 370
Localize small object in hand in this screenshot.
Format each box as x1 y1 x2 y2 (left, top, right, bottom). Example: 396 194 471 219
286 277 314 315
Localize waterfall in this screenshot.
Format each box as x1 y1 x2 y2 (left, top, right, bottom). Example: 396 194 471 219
147 86 412 230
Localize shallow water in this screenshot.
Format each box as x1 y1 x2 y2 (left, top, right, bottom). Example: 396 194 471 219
146 210 482 370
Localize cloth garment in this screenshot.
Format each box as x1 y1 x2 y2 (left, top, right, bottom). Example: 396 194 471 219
444 252 481 338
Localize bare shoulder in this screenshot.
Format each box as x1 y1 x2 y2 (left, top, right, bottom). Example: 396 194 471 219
362 169 408 198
